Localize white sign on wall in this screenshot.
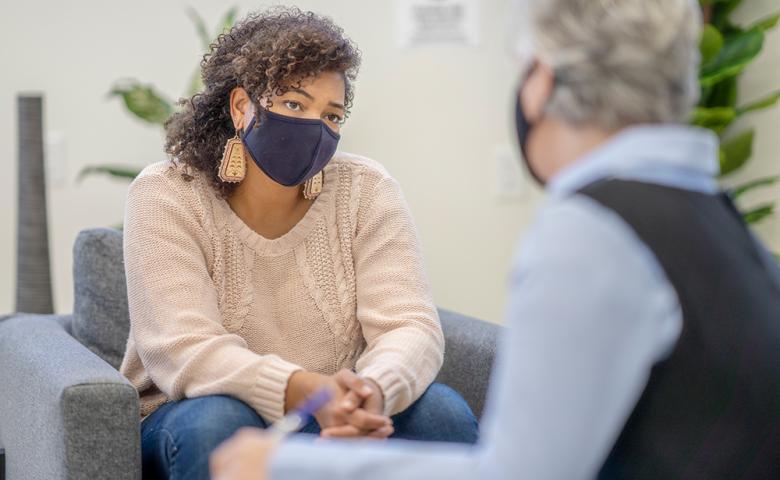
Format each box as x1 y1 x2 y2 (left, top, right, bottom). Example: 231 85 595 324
396 0 480 48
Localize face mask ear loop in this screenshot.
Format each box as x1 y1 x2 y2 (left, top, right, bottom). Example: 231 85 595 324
545 65 561 120
241 115 257 140
252 103 268 130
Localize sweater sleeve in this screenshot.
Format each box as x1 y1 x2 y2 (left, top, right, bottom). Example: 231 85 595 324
123 172 302 423
352 174 444 416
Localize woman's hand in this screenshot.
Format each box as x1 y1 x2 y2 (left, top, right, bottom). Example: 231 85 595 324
285 369 392 437
322 370 393 439
285 370 342 428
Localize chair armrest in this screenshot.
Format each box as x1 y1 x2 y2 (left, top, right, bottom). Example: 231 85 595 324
436 309 501 419
0 314 140 480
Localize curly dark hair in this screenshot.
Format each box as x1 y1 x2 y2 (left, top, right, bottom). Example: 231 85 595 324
164 6 361 198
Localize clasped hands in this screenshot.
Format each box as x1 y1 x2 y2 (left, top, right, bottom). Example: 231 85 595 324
285 369 394 438
210 369 392 480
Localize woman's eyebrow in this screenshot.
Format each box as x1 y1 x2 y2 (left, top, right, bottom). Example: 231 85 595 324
290 87 314 99
289 88 344 111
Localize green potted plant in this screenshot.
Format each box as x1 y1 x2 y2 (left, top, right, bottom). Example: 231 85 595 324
695 0 780 233
78 7 237 183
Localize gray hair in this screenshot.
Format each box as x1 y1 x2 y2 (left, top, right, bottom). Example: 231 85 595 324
515 0 702 129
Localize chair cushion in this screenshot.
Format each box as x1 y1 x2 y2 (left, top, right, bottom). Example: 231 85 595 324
71 228 130 369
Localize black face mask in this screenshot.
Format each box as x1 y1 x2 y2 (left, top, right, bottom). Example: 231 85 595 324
514 63 548 186
242 109 340 187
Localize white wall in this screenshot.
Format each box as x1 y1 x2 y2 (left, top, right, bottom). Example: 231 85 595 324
1 0 778 323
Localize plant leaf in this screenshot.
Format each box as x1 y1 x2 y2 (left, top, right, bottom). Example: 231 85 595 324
736 90 780 115
690 107 736 133
712 0 744 31
700 24 724 65
77 165 142 182
719 128 755 176
217 7 238 37
184 7 237 98
742 203 774 224
187 7 211 52
701 76 739 108
730 176 780 199
700 28 764 87
109 80 173 125
187 67 205 97
750 11 780 32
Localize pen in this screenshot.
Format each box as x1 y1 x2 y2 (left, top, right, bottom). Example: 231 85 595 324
267 388 332 441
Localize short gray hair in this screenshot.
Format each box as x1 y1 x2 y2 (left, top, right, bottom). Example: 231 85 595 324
516 0 702 129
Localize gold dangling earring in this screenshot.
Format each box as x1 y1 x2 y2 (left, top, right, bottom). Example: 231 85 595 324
303 171 324 200
218 129 246 183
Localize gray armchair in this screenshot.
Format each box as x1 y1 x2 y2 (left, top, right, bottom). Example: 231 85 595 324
0 228 499 480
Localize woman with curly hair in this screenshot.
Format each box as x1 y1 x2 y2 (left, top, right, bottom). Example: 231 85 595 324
118 6 477 479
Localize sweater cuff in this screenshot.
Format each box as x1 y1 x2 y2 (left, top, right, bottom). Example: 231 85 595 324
358 365 409 416
251 355 303 423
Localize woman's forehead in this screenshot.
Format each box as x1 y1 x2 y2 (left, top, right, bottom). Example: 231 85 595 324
275 72 346 99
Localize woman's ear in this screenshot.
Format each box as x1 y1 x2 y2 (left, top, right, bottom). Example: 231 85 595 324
229 87 252 130
521 62 556 123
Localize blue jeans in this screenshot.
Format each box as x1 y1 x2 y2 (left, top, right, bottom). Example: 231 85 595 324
140 383 478 479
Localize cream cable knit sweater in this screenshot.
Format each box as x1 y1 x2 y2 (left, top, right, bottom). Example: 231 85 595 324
119 153 444 423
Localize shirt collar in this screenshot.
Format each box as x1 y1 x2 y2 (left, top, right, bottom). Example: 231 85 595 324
547 124 720 197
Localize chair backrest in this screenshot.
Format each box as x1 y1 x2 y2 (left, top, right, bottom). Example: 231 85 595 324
436 310 499 419
72 228 129 369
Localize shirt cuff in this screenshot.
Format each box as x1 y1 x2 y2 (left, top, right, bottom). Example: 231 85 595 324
358 364 409 416
251 355 303 423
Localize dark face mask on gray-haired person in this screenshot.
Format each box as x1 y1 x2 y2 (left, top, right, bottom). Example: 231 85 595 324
514 61 553 187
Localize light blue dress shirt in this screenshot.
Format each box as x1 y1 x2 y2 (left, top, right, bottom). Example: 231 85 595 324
270 125 779 479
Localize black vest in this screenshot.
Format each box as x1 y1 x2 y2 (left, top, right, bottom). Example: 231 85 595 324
578 180 780 480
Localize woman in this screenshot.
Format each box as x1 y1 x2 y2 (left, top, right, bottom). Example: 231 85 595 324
119 7 477 480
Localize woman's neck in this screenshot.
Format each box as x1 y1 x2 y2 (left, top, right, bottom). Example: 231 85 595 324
227 164 312 240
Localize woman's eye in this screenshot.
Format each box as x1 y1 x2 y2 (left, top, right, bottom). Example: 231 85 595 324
326 114 344 124
284 101 302 111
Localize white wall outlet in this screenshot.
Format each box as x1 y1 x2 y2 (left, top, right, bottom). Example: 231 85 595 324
495 144 526 200
45 131 67 187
